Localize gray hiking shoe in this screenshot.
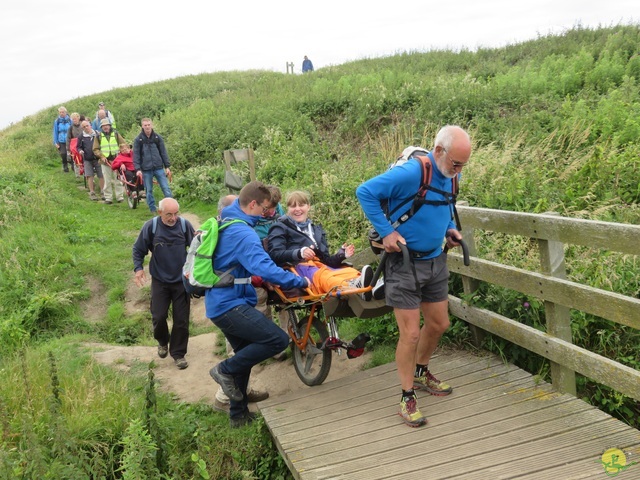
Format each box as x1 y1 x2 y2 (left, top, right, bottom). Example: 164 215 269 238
210 364 243 402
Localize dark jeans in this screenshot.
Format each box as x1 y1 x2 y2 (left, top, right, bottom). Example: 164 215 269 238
210 304 289 419
151 278 190 359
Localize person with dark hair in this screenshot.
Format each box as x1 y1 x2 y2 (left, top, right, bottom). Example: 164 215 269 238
206 181 309 428
302 55 314 73
133 118 172 214
356 125 471 428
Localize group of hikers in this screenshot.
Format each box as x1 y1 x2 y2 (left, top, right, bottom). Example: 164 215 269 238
116 118 472 428
52 104 171 212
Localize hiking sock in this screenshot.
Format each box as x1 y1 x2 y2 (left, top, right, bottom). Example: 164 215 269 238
401 388 416 401
415 363 429 378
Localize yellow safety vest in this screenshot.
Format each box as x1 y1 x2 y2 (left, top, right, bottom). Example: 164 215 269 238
100 132 119 158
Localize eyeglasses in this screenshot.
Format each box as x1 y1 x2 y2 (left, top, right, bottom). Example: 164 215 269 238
442 148 467 169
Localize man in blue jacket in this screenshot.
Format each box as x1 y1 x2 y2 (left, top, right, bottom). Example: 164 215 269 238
133 118 173 214
356 125 471 428
207 181 309 428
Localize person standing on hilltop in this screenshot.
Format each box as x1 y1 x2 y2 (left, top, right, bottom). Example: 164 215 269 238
302 55 314 73
133 118 173 215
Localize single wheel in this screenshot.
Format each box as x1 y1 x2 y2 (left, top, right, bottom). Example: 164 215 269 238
291 309 332 386
127 190 139 209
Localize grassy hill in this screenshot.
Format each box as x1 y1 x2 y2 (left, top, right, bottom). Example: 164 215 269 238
0 24 638 478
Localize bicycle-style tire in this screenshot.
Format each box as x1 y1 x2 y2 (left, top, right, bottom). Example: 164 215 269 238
291 310 332 386
127 192 138 209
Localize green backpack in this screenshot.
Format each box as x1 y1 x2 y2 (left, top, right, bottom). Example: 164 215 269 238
182 217 249 297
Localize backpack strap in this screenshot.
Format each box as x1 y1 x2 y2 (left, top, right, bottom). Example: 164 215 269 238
151 215 186 239
216 219 252 285
387 154 461 231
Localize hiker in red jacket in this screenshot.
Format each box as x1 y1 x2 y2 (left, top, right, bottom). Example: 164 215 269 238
111 144 137 196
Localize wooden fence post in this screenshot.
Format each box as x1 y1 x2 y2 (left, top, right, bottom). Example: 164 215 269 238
538 213 577 396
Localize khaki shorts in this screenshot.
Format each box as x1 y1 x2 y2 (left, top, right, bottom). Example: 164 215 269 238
384 251 449 309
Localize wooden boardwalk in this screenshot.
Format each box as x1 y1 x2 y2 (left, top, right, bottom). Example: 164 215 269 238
259 350 640 479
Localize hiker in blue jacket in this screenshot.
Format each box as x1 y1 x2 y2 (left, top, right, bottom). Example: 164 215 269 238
207 181 309 428
52 106 73 172
302 55 314 73
356 125 471 428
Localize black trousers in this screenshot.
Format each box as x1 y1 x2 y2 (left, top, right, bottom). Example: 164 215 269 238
57 144 70 171
150 278 190 359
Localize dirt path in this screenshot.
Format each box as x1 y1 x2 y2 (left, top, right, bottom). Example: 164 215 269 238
85 213 372 407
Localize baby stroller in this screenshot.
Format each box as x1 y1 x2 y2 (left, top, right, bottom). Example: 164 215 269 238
116 166 144 209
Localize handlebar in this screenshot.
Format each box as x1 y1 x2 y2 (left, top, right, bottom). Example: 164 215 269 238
369 242 411 287
446 236 470 266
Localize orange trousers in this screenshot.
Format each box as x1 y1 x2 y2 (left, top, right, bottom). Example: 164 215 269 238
295 260 360 294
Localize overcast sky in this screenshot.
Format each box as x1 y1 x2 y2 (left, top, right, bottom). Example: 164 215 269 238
0 0 636 130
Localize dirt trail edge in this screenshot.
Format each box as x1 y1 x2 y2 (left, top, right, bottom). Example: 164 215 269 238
85 213 372 407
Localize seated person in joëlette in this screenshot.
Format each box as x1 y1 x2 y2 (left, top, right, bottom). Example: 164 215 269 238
266 190 373 297
111 143 137 195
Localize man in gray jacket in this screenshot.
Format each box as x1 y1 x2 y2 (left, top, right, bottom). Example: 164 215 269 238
133 118 173 214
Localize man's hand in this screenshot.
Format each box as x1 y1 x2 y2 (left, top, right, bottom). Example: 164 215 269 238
382 231 405 252
165 167 172 182
136 170 143 180
134 270 146 288
445 229 462 248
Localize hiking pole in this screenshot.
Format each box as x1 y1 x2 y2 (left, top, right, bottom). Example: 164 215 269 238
444 236 470 266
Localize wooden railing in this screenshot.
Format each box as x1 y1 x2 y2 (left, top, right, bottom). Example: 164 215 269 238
448 206 640 401
352 206 640 401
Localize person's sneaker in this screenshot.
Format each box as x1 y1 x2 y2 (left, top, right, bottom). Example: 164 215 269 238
103 200 113 205
372 277 385 300
101 195 106 201
117 199 124 203
398 394 427 427
174 357 188 369
213 398 230 414
210 364 243 402
413 369 453 396
247 388 269 403
348 265 373 293
230 411 258 429
89 191 98 201
157 344 168 358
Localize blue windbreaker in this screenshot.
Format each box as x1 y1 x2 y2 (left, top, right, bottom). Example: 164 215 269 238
356 153 457 259
204 200 307 318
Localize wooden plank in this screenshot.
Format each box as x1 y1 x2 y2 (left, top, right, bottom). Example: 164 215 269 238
449 297 640 401
262 350 640 480
447 254 640 330
345 418 633 480
457 206 640 255
292 394 587 474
